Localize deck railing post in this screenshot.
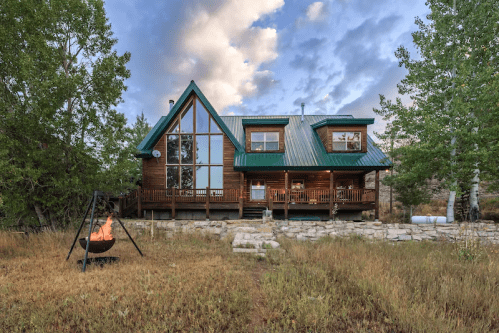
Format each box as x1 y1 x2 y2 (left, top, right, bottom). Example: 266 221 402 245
137 186 142 218
375 170 380 220
206 187 210 220
172 188 176 220
329 171 334 220
239 172 244 219
267 187 270 208
269 189 273 211
284 171 289 220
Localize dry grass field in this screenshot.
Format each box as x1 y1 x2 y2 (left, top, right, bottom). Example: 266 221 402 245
1 230 499 332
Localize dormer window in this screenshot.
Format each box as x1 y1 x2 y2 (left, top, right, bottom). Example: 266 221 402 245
333 132 361 151
251 132 279 151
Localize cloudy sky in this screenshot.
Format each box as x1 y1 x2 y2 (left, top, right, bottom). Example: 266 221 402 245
104 0 430 136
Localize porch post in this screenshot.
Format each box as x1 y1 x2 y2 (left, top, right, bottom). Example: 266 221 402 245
172 188 176 220
284 171 289 220
206 187 210 220
239 172 244 219
329 171 334 220
137 186 142 218
375 170 380 220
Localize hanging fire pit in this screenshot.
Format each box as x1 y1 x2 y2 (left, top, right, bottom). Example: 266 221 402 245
66 190 144 272
79 238 116 253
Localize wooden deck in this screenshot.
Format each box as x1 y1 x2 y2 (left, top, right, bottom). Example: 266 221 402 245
120 187 376 219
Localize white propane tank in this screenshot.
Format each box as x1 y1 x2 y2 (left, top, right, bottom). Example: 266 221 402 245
411 216 447 224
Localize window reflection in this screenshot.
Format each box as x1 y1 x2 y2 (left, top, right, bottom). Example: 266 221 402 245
333 132 361 151
210 118 221 133
210 136 223 164
181 104 193 133
181 166 193 189
210 166 223 189
196 135 209 164
196 100 209 133
196 166 209 189
167 135 179 164
180 135 193 164
167 166 179 188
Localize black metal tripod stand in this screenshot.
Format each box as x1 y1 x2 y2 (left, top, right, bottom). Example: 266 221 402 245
66 190 143 272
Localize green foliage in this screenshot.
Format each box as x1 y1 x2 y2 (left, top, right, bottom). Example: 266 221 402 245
128 113 151 185
375 0 499 196
0 0 131 228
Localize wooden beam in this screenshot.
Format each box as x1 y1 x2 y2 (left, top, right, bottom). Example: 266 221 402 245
239 172 244 219
172 188 176 220
137 186 142 218
284 171 288 220
206 187 210 220
375 170 380 220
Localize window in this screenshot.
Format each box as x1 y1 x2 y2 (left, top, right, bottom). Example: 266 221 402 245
291 179 304 190
332 132 361 151
166 96 224 189
251 180 265 200
251 132 279 151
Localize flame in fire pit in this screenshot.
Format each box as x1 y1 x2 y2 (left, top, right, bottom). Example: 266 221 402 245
90 216 113 241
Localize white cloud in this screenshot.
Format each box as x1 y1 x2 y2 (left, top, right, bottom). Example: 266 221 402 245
167 0 284 112
306 2 328 22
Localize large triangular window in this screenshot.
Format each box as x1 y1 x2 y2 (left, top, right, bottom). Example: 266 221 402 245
165 96 224 190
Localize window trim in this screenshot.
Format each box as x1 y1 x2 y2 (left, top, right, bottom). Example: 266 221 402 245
250 132 279 151
332 131 362 151
291 179 305 190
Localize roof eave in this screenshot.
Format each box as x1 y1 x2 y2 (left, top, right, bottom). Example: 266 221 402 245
136 81 244 156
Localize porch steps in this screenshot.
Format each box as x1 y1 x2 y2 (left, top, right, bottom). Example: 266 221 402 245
242 207 266 219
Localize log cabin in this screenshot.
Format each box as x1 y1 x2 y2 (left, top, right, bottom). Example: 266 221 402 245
121 81 391 221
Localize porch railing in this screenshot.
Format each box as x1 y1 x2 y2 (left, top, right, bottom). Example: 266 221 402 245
269 188 375 203
138 188 375 204
141 188 240 203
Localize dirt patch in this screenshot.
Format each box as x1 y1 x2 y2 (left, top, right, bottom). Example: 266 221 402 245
246 261 271 332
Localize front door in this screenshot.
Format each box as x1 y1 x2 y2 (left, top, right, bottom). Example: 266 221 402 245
250 180 266 201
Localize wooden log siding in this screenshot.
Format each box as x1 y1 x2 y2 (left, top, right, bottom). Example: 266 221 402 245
314 125 368 153
244 125 286 153
223 135 240 189
142 135 166 189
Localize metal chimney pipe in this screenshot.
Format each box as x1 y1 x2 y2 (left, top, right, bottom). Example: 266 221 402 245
169 100 175 111
301 102 305 122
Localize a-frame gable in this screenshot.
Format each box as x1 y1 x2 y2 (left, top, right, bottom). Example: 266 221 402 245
136 80 243 158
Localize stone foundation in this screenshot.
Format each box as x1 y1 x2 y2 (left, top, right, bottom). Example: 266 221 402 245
113 219 499 244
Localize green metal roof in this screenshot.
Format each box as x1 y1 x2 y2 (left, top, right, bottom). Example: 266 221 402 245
242 118 289 126
221 115 391 171
136 81 244 158
310 118 375 129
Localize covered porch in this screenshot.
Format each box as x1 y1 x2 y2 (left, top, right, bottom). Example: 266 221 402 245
120 170 381 220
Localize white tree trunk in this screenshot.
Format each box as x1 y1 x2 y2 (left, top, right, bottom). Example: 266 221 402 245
470 169 480 221
34 204 46 227
447 136 456 223
469 114 480 221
